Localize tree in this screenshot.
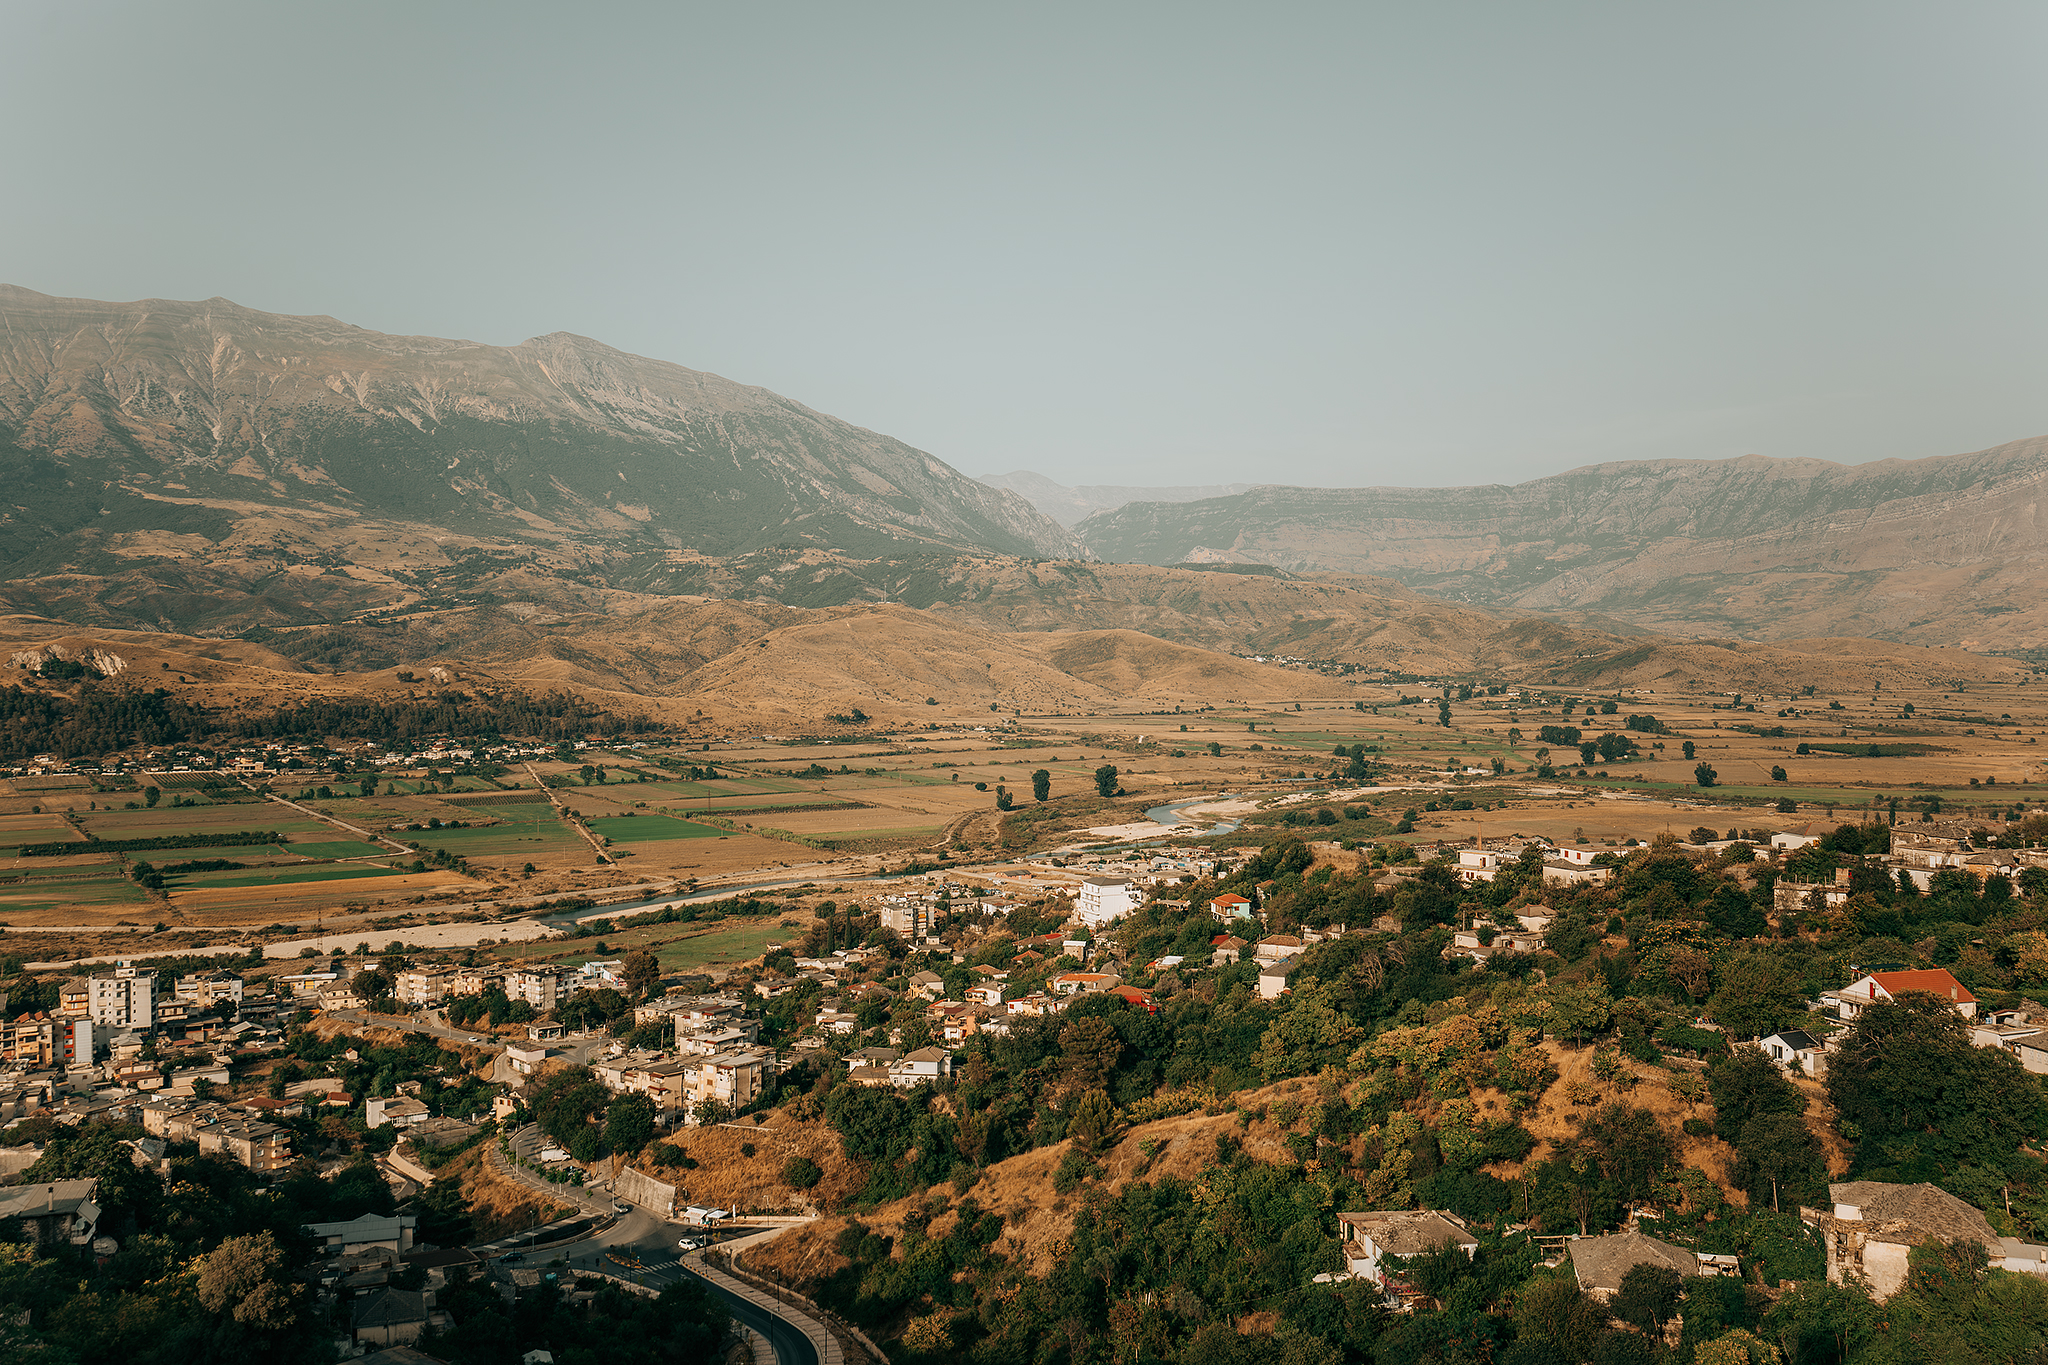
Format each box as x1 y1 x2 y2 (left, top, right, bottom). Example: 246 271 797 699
1827 994 2048 1176
1069 1090 1118 1151
143 785 160 807
195 1230 302 1330
1694 761 1718 788
1708 1046 1806 1141
1032 769 1052 801
782 1155 823 1189
603 1093 656 1155
995 785 1014 811
1682 741 1696 760
1060 1016 1123 1091
1612 1262 1684 1336
1770 765 1788 782
1094 764 1120 798
1707 952 1804 1038
621 949 661 1000
1206 742 1222 758
1437 698 1452 727
1734 1110 1827 1212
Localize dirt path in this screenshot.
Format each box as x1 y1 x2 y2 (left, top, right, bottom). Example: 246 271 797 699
525 763 615 865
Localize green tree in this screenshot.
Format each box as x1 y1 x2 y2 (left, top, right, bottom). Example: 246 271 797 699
995 784 1014 811
1694 761 1718 788
143 785 160 807
1093 764 1120 797
621 949 661 1000
1707 952 1805 1039
1611 1262 1684 1336
1826 994 2048 1177
781 1155 823 1190
1032 768 1051 801
1250 983 1364 1080
603 1093 656 1156
195 1230 303 1331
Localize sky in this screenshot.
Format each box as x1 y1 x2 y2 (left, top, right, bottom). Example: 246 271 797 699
5 1 2046 490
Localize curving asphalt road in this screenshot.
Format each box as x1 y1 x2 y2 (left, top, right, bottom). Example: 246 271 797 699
506 1201 825 1365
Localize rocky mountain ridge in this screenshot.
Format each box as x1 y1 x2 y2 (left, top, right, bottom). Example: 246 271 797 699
1075 440 2048 651
0 285 1080 632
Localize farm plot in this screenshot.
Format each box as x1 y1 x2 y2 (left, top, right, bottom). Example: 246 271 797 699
402 804 584 860
283 840 387 859
0 873 153 913
82 809 330 841
174 864 417 890
587 814 724 844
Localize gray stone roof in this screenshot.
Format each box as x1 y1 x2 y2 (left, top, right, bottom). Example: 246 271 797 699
1339 1210 1478 1257
1567 1230 1699 1293
352 1286 427 1330
1829 1182 2000 1250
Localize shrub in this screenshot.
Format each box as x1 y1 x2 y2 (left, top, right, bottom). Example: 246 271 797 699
782 1155 823 1189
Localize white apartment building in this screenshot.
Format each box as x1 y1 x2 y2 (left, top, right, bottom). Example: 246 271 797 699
1075 877 1140 929
87 964 155 1030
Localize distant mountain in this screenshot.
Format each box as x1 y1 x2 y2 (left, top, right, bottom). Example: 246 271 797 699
976 470 1254 527
1075 442 2048 651
0 286 1079 631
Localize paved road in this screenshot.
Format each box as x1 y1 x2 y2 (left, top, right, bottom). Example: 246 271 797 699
492 1197 826 1365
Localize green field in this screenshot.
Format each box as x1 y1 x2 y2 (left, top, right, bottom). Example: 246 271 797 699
402 805 583 859
285 840 386 859
588 815 724 843
0 875 152 909
648 920 794 971
177 864 414 889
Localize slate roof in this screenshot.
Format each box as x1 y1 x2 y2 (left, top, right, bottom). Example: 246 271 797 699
352 1286 428 1330
1339 1210 1478 1256
1567 1230 1699 1293
1830 1182 2000 1250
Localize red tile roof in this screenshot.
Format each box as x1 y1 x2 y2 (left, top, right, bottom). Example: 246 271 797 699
1868 968 1975 1004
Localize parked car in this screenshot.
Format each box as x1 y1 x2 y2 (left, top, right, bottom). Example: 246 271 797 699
499 1253 525 1264
678 1237 702 1251
612 1201 631 1214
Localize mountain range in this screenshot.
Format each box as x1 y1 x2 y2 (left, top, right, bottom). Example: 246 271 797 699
973 471 1254 527
1071 443 2048 651
3 284 2044 669
0 285 1078 633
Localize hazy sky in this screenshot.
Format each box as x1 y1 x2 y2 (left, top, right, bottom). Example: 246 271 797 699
6 2 2046 489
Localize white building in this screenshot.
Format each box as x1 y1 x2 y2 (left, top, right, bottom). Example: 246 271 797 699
87 964 155 1030
1076 877 1140 928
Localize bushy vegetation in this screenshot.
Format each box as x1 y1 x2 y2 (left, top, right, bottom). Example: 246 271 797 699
780 826 2048 1364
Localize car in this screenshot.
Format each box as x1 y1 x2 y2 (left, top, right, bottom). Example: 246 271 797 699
499 1253 525 1264
612 1201 631 1214
677 1238 702 1251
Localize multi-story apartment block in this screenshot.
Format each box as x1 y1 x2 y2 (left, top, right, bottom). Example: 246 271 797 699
0 1014 97 1068
84 964 155 1030
174 971 244 1009
394 968 454 1007
504 968 572 1013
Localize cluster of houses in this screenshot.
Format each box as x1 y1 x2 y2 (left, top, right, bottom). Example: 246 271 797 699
1336 1177 2048 1316
0 961 302 1171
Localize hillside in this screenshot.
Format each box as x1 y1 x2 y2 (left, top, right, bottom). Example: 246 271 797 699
974 470 1254 527
1074 440 2048 651
0 286 1078 634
